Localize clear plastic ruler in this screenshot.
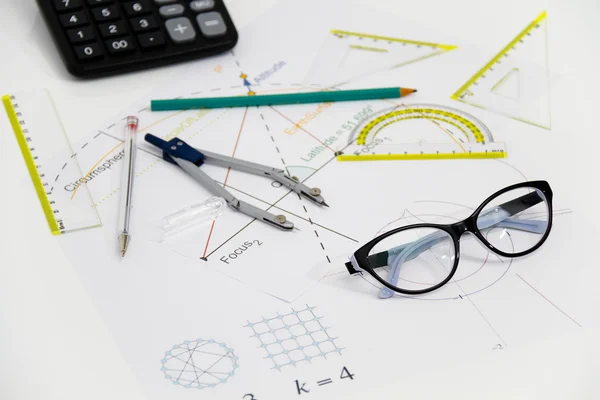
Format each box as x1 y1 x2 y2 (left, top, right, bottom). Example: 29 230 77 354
3 90 102 235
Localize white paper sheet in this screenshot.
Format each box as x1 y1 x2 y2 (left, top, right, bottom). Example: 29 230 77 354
53 1 598 399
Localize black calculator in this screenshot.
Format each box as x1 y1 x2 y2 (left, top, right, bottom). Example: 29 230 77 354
36 0 239 78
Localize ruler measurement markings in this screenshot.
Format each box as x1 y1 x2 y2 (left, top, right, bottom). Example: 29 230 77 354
3 94 63 233
341 104 505 161
3 90 101 235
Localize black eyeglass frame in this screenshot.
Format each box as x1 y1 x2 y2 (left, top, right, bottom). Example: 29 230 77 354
345 180 554 295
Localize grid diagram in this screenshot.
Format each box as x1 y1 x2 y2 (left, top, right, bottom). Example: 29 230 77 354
160 338 238 390
244 305 343 371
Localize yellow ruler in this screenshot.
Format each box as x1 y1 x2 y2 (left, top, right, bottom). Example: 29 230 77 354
451 11 551 130
338 104 507 161
3 90 101 235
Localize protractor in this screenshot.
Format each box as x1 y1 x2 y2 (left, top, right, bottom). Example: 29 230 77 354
340 103 506 161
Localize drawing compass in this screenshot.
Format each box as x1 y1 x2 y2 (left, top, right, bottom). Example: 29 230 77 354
145 134 328 231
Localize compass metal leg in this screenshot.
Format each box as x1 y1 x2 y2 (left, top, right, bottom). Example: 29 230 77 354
199 149 328 206
173 158 294 230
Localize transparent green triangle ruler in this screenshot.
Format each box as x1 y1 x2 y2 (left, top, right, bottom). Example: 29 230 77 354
451 11 551 130
3 90 102 235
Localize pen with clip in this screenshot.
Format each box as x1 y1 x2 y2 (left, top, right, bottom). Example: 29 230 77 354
118 116 138 257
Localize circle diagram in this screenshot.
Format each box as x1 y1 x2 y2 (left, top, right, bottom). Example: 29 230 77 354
161 338 238 390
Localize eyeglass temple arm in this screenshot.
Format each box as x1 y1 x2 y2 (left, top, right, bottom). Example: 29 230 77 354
359 191 546 271
476 190 546 232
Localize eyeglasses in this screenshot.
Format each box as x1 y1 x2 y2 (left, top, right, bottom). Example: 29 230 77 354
345 181 553 298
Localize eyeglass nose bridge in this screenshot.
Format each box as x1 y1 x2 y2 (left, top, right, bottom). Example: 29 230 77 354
450 219 478 238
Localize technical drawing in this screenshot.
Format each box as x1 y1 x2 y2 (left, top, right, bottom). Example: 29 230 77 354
245 305 343 371
35 3 592 400
161 338 238 390
41 47 562 304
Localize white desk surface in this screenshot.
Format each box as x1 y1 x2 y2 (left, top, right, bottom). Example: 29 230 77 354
1 0 599 399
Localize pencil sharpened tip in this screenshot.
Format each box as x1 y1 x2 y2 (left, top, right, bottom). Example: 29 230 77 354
322 202 330 208
399 88 418 97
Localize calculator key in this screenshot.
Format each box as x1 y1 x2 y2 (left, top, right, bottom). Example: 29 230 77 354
165 17 196 43
67 26 96 43
190 0 214 13
60 11 88 28
196 12 226 37
74 42 104 61
138 31 166 49
86 0 113 5
92 6 120 21
53 0 82 11
105 37 136 55
99 21 127 37
130 16 158 32
124 1 152 16
159 4 184 18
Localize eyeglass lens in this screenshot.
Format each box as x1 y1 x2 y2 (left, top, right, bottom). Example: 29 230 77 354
476 187 549 254
367 227 456 297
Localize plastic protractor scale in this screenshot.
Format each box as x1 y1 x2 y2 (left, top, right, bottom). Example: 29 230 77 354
304 30 457 87
3 90 102 235
338 104 507 161
451 11 551 130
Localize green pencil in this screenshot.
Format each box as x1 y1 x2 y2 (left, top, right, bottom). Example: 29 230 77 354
151 87 417 111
